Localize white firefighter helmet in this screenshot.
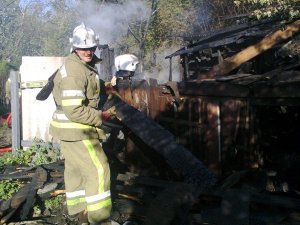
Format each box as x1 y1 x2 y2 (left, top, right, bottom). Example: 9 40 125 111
114 54 139 72
69 23 99 49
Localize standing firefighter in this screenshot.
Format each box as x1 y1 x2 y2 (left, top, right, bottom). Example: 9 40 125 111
49 23 117 225
110 54 139 87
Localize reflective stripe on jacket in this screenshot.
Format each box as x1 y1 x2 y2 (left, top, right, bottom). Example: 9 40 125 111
49 53 106 141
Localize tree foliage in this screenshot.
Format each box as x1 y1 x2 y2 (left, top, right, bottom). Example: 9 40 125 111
234 0 300 21
0 0 23 67
0 0 76 68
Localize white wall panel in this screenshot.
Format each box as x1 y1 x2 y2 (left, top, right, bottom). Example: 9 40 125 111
20 56 65 143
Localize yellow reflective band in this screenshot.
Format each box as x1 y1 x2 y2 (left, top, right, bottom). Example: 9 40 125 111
62 99 82 106
67 197 86 206
83 140 104 193
87 198 112 212
51 120 93 129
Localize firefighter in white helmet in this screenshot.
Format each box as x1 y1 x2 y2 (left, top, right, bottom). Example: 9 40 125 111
110 54 139 87
49 23 117 225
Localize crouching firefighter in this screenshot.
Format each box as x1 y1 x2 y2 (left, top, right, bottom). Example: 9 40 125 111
49 23 117 225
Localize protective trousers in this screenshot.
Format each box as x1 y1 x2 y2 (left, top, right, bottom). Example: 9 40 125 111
61 139 112 224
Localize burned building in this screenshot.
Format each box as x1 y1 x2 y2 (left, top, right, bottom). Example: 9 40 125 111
109 18 300 224
117 18 300 180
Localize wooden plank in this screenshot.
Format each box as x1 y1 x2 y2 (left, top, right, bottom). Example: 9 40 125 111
149 79 159 118
177 81 250 97
205 100 221 173
118 80 133 105
20 167 46 220
131 79 150 114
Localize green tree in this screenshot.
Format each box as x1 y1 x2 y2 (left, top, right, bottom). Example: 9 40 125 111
0 60 9 76
40 0 77 56
0 0 77 68
233 0 300 21
0 0 23 67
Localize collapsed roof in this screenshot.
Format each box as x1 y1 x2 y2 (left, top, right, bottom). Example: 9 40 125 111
166 18 300 82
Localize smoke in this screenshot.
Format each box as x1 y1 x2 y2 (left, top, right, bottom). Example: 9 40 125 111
73 1 182 84
142 46 182 84
75 0 150 45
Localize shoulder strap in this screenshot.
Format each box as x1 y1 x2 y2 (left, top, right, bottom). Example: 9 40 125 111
36 69 59 101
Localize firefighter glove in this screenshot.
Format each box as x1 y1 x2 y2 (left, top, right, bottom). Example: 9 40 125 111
100 106 117 121
105 81 121 100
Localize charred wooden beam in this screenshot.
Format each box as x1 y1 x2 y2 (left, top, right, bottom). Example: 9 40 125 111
198 19 300 79
0 166 48 223
20 167 47 220
104 97 217 197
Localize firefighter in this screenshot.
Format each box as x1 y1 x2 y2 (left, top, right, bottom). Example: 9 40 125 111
49 23 117 225
110 54 139 87
104 54 139 155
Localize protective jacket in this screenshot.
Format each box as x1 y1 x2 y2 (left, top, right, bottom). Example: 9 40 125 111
50 52 106 141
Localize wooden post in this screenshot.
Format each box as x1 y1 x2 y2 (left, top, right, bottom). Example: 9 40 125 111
10 70 21 152
99 47 114 81
168 58 172 81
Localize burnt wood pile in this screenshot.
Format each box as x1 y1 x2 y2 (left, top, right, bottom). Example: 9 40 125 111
1 158 300 224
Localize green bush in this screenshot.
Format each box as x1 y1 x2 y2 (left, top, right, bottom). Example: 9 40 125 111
0 179 23 200
26 138 61 167
0 139 61 170
0 139 61 200
44 196 64 211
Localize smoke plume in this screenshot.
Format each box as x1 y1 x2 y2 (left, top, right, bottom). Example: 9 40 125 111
75 0 150 45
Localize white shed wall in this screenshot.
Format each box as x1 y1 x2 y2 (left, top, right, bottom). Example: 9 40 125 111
20 56 65 143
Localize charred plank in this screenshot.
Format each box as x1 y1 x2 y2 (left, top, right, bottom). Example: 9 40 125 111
104 97 217 196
